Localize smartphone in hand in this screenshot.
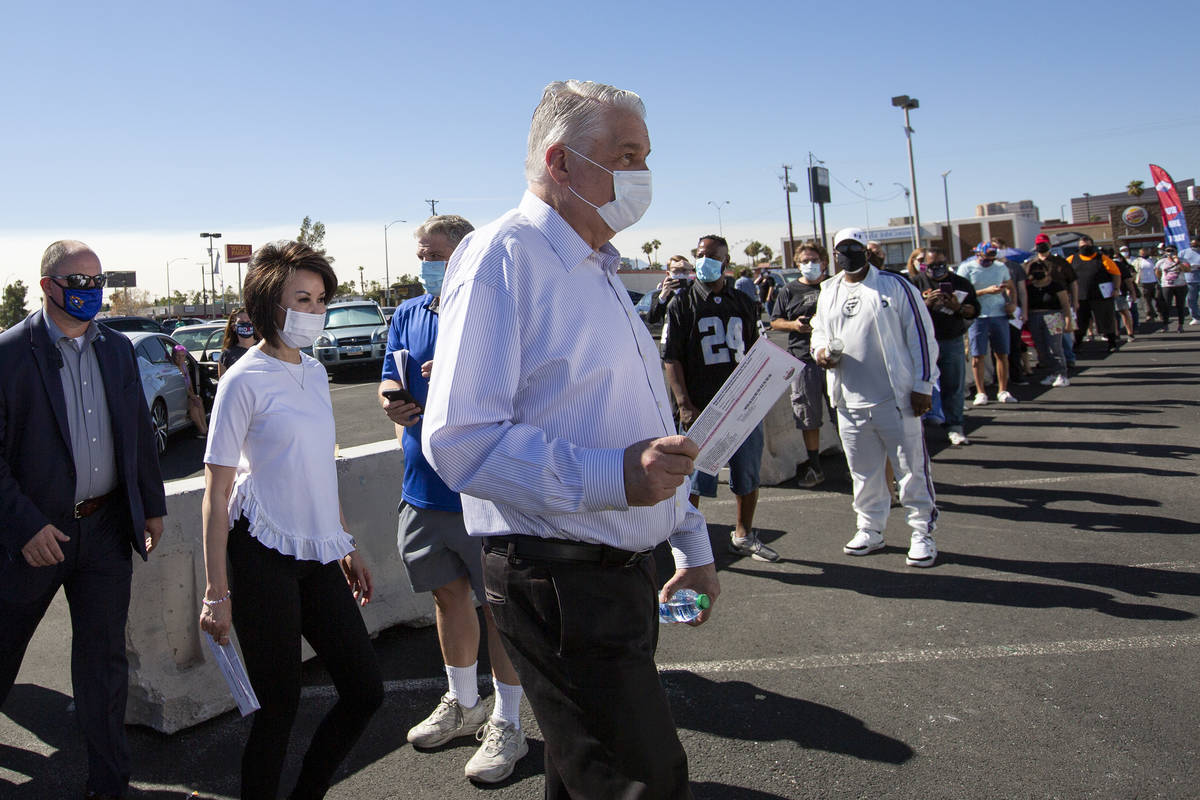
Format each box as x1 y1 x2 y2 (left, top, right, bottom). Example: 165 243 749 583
382 388 422 413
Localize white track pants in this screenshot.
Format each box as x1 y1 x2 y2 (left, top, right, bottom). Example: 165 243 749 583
836 403 937 536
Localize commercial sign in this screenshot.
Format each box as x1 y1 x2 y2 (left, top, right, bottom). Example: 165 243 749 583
106 270 137 288
1121 206 1149 228
225 243 253 263
1149 164 1190 250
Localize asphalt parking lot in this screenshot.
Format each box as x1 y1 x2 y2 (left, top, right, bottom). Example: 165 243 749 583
3 326 1198 799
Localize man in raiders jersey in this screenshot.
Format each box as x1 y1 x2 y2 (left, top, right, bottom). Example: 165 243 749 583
663 234 778 562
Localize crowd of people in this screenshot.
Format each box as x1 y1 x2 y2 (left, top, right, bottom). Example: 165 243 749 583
1 77 1197 800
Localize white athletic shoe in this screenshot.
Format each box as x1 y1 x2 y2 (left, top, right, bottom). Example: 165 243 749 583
972 392 989 406
843 529 884 556
996 390 1018 403
1052 374 1070 387
906 532 937 568
465 719 528 784
1039 373 1057 385
947 430 970 446
407 694 490 748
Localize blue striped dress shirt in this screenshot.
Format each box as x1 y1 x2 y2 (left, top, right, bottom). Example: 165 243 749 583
423 191 712 568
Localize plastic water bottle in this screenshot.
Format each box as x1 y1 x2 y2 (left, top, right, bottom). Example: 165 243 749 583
658 589 711 624
826 337 844 364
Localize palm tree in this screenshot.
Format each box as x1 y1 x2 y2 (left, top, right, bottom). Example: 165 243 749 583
1127 180 1145 198
744 240 763 267
760 245 774 264
641 241 654 268
651 239 662 266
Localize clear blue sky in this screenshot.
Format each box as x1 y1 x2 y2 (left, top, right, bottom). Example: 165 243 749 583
3 0 1198 293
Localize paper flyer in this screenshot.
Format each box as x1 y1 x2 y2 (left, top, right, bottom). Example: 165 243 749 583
685 337 804 475
205 633 261 716
392 349 410 389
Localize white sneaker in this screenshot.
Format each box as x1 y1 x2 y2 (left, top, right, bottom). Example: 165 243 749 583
972 392 989 406
843 529 884 556
1039 373 1057 385
407 693 490 748
906 532 937 567
1190 319 1199 326
996 390 1018 403
465 719 528 784
947 430 969 446
1052 374 1070 387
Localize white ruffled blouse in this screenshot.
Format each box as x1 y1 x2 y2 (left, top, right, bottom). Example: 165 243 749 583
204 347 353 564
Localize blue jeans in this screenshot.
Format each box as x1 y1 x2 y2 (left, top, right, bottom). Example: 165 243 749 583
691 422 763 497
936 336 966 431
1061 324 1076 364
1187 282 1200 320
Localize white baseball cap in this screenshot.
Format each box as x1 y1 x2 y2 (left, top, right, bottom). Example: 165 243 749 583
833 227 868 248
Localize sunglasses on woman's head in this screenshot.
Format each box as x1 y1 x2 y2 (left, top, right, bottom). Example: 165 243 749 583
51 273 108 289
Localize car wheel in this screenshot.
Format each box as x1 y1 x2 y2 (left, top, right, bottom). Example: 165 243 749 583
151 399 169 455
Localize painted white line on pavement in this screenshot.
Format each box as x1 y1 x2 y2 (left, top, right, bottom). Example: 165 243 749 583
0 767 32 785
656 633 1200 675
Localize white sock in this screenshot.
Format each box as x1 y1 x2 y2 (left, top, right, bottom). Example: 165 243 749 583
491 678 523 729
446 663 479 708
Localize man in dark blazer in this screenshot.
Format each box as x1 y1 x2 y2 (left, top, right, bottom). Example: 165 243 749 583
0 240 167 800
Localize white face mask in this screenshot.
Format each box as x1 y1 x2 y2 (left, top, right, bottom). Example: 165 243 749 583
565 146 652 233
799 261 824 281
277 305 325 349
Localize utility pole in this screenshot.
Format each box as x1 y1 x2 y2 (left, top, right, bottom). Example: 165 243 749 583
781 165 796 263
891 95 923 248
200 232 222 318
941 170 953 259
426 199 439 216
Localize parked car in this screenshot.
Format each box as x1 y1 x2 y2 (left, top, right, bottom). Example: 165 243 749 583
627 289 644 305
101 315 165 334
635 291 666 342
162 316 206 333
381 306 397 324
170 322 225 401
126 332 198 454
309 300 388 374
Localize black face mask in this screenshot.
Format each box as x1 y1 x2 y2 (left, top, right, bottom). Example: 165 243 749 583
835 248 869 273
928 262 949 279
1035 243 1050 254
1079 245 1097 257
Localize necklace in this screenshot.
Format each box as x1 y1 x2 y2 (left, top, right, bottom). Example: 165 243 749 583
283 357 306 390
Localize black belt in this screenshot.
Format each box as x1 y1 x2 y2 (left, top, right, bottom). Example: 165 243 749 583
74 489 119 519
485 535 651 568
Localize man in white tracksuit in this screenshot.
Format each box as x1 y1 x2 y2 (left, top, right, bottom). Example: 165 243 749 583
811 227 941 567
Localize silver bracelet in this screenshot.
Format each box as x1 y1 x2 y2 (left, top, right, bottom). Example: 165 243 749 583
202 590 231 607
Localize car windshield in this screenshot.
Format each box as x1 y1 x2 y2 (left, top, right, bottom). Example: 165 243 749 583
173 327 221 351
325 306 384 329
636 293 653 312
105 318 160 332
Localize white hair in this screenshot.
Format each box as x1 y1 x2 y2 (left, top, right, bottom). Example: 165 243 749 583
524 80 646 187
413 214 474 246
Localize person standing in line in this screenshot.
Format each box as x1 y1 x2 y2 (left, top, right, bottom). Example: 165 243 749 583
959 242 1017 405
1027 234 1078 367
772 240 831 483
1178 237 1200 325
0 240 166 800
218 307 258 378
908 248 979 446
423 79 718 800
812 228 940 566
200 241 383 800
1025 260 1074 387
734 267 757 303
1132 246 1160 326
904 248 927 277
1155 245 1190 332
1068 234 1122 351
990 238 1029 385
664 234 775 561
754 266 776 317
647 255 694 327
378 215 529 784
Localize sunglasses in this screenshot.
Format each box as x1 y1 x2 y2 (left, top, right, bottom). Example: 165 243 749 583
51 273 108 289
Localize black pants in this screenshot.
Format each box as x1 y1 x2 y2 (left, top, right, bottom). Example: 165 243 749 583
227 517 383 800
483 548 691 800
1160 285 1187 326
1140 283 1161 320
1007 322 1025 382
1075 298 1118 349
0 500 133 797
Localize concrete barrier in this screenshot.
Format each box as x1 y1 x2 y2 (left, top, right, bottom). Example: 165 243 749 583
124 439 434 734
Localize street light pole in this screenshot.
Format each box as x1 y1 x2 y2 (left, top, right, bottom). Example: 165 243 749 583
854 179 873 232
707 200 729 237
941 170 952 259
894 182 914 249
200 232 222 318
383 218 407 306
165 257 188 317
892 95 922 249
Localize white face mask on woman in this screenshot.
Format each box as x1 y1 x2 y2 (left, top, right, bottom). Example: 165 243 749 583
565 146 652 233
277 305 325 349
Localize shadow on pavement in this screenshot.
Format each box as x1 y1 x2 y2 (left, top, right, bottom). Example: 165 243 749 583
934 457 1192 479
664 672 913 765
724 557 1195 621
977 419 1174 431
936 485 1192 535
935 552 1200 598
692 782 797 799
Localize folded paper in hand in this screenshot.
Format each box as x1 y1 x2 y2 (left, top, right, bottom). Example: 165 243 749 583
205 633 260 716
685 337 804 475
392 349 410 389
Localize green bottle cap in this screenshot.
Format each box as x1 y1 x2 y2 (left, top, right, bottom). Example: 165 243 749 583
696 593 710 610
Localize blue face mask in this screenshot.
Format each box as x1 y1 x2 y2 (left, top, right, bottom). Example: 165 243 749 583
696 257 724 283
54 285 103 321
420 261 446 296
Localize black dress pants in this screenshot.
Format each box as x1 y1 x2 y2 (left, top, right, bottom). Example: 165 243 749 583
1161 285 1187 326
227 516 384 800
1075 298 1118 349
0 500 133 797
482 547 691 800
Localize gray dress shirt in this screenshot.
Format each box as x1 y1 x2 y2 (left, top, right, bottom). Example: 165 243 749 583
44 310 118 504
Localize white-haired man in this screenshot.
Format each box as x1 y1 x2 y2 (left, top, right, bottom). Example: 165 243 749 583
423 81 717 799
378 215 529 784
811 228 941 567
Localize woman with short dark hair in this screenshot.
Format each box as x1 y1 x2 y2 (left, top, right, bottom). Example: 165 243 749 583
199 240 383 800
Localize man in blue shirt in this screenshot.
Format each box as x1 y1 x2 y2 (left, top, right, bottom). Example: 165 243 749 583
959 243 1017 406
378 215 528 784
1181 237 1200 325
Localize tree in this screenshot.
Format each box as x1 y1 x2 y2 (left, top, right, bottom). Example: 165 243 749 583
108 288 154 316
651 238 662 266
641 241 654 268
335 281 357 298
744 240 763 267
760 245 774 264
0 280 29 328
298 216 335 262
1126 180 1145 198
